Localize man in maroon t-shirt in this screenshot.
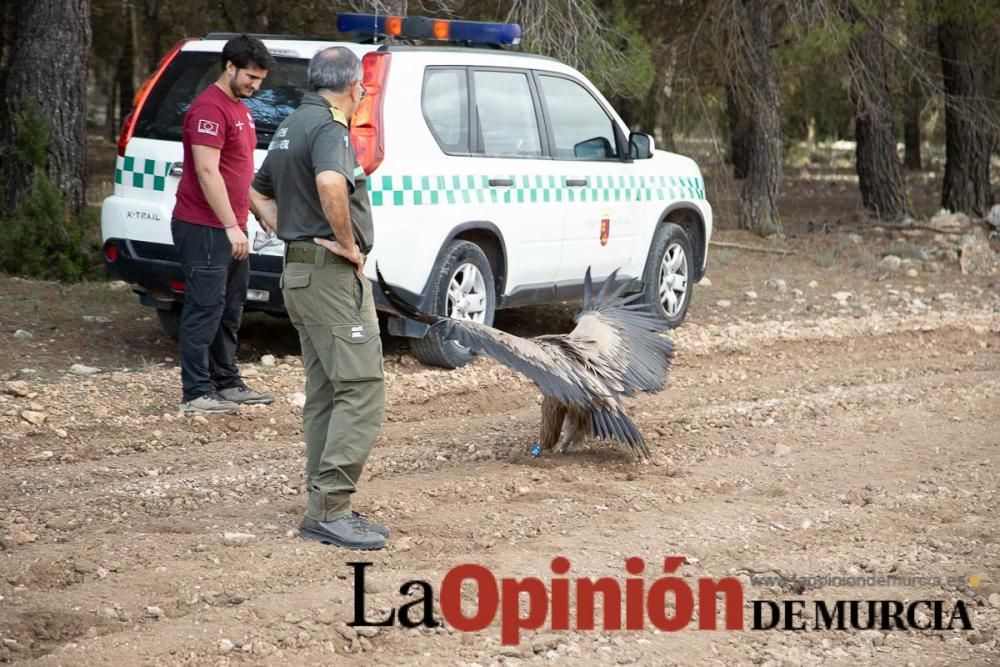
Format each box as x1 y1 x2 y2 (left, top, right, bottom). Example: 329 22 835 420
171 34 276 414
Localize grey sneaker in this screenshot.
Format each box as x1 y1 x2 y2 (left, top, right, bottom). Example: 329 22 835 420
351 511 391 538
218 386 274 405
181 392 240 414
299 515 385 550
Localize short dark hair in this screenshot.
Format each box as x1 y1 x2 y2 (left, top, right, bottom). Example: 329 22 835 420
221 34 276 71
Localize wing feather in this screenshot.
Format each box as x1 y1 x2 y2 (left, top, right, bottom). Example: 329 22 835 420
377 266 597 407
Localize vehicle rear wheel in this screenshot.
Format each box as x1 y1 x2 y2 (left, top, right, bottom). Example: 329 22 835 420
156 305 182 342
641 223 693 328
409 241 496 369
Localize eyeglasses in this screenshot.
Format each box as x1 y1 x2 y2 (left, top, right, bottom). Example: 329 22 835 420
357 81 367 99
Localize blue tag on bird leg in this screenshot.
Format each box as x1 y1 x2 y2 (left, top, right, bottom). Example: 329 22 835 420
530 443 541 457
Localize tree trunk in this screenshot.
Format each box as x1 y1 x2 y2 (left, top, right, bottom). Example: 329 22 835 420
635 42 678 152
3 0 92 218
244 0 258 32
105 67 117 140
0 2 18 154
903 75 922 171
844 6 909 221
937 19 993 217
726 83 752 180
142 0 160 76
732 0 781 235
659 83 677 154
116 0 136 126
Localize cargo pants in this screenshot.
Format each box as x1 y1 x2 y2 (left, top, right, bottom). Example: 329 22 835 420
171 218 249 402
281 242 385 522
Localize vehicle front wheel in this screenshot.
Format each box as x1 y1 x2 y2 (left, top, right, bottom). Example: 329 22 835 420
409 240 496 369
641 223 694 328
156 305 182 342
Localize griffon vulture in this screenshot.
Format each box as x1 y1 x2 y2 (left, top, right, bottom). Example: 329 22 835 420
377 267 674 459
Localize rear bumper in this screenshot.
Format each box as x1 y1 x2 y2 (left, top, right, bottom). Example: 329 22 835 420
102 238 431 336
103 238 286 313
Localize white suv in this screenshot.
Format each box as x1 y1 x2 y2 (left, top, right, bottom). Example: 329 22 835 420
101 14 712 368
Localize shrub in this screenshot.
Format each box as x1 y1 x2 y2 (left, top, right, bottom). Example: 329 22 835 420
0 106 95 282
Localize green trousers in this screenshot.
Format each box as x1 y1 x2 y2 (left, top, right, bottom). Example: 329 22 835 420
281 248 385 522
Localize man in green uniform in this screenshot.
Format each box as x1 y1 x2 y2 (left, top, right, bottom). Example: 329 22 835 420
249 47 387 550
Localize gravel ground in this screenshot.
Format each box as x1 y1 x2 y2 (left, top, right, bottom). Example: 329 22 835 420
1 228 998 665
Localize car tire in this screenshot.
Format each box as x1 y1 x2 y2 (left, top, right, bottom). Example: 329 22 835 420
156 305 182 342
641 223 694 328
410 240 496 369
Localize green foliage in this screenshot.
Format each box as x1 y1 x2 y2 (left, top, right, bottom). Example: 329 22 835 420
776 39 852 143
773 11 856 143
512 0 655 102
581 1 656 101
928 0 1000 25
780 17 853 67
0 106 95 283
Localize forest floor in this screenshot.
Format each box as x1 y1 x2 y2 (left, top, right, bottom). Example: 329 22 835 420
0 142 998 665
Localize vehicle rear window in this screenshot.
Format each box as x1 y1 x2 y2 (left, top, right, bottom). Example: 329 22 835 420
133 52 308 149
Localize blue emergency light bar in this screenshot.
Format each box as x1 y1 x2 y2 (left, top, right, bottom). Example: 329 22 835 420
337 13 522 46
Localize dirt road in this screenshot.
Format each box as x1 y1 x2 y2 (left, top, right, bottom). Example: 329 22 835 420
1 231 998 665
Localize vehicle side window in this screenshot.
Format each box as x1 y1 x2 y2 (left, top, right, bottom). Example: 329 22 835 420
538 75 618 160
422 68 469 154
472 70 542 158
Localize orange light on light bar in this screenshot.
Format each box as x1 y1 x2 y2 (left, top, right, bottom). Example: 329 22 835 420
432 20 450 40
386 16 403 36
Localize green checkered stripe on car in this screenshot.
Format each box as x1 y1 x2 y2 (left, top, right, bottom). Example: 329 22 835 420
367 174 705 207
115 156 172 192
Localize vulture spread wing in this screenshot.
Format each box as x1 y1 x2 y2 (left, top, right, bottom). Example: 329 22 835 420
376 266 674 458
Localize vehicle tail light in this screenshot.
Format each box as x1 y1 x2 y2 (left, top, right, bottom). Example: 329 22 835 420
168 280 186 292
351 52 391 175
117 38 196 157
103 242 118 263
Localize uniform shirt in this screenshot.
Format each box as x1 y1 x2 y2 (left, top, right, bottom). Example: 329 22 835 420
251 91 374 254
172 84 257 231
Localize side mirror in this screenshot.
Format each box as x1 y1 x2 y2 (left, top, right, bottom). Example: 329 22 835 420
573 136 615 160
629 132 654 159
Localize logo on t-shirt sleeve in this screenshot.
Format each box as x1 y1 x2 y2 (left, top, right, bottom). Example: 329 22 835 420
197 119 220 136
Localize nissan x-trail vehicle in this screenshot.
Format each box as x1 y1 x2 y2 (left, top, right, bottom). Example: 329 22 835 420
102 13 712 368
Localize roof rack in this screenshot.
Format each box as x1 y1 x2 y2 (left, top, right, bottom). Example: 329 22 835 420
202 32 335 41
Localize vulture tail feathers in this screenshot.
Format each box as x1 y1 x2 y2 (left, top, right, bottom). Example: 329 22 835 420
588 407 649 460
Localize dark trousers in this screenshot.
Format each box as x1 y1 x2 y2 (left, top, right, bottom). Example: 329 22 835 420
171 218 249 402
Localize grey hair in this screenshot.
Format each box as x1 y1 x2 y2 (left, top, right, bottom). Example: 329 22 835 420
308 47 362 93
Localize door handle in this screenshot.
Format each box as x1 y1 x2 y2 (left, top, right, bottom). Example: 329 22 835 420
169 162 184 177
565 178 588 187
488 178 513 187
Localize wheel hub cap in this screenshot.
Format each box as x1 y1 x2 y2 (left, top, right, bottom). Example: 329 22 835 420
658 243 688 317
447 263 488 323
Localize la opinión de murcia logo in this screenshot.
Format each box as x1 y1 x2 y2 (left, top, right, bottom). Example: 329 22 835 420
347 557 975 645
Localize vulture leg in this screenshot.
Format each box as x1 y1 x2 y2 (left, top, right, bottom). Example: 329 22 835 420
539 396 566 451
558 406 590 454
